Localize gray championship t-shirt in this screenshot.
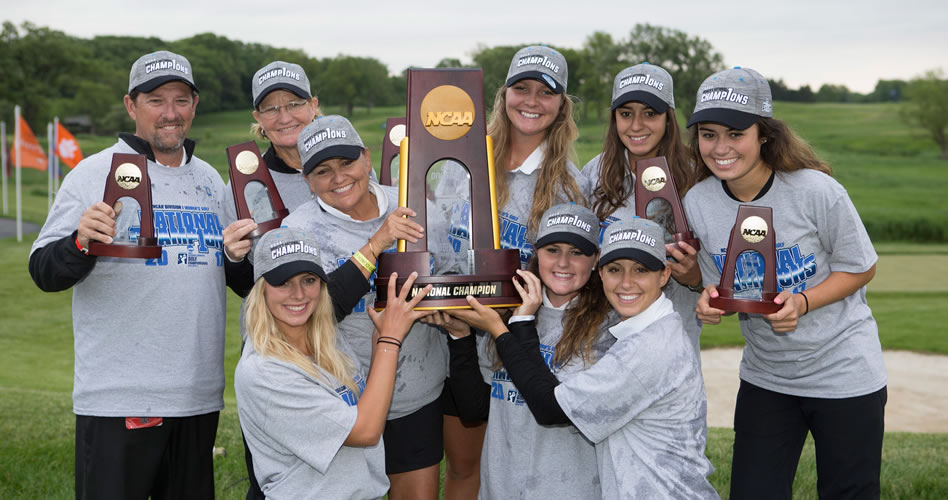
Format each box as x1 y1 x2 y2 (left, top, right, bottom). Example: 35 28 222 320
555 295 717 499
683 169 886 398
282 183 450 419
479 298 610 500
235 337 388 499
30 138 232 417
583 153 703 355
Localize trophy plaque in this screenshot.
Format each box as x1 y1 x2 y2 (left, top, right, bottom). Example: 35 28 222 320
375 69 522 310
633 156 699 252
227 141 290 239
88 153 162 258
379 117 406 186
708 205 780 314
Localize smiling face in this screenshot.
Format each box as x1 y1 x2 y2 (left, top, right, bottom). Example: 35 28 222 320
305 150 376 219
697 122 771 194
536 242 597 307
253 90 318 149
615 102 667 162
505 79 563 139
599 258 671 320
264 272 321 338
124 81 197 163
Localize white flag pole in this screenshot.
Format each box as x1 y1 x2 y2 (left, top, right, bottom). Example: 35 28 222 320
15 105 23 242
47 122 53 209
54 117 61 194
1 120 7 215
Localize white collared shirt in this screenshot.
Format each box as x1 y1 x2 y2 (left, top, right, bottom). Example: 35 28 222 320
317 180 388 222
509 142 546 175
608 293 674 341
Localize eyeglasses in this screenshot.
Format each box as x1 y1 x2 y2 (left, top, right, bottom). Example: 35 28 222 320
258 100 310 119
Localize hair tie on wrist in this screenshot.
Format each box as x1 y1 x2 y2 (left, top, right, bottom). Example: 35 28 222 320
799 292 809 315
377 336 402 348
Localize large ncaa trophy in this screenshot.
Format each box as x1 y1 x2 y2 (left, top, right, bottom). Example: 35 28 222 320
374 69 522 310
88 153 162 258
226 141 289 239
709 205 780 314
379 117 406 186
633 157 700 252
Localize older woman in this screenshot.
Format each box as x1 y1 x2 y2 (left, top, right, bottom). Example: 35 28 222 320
282 115 454 500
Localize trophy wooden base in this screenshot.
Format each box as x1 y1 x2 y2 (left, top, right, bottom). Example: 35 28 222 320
374 249 522 310
246 211 289 239
89 237 162 259
709 288 781 314
671 231 700 252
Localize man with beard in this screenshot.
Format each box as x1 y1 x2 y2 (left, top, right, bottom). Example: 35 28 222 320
28 50 246 499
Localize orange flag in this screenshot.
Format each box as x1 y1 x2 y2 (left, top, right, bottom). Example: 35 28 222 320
12 115 47 171
56 122 84 168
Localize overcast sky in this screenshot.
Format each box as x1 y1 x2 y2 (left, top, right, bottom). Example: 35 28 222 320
7 0 947 93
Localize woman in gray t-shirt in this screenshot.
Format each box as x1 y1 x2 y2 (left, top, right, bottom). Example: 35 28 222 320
683 67 886 499
448 218 717 499
235 227 434 499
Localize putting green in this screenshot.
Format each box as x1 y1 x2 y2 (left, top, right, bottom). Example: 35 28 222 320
870 255 948 292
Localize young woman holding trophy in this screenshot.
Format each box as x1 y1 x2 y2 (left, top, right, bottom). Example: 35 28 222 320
682 67 886 499
445 217 717 499
432 45 590 498
428 203 610 499
282 115 455 499
582 63 704 354
235 226 433 498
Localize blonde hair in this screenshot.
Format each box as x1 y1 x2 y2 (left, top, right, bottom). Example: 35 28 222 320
487 85 586 234
244 277 358 393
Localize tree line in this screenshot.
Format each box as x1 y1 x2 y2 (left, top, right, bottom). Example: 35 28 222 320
0 20 940 150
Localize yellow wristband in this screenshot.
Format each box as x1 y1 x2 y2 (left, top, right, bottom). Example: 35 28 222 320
353 250 376 274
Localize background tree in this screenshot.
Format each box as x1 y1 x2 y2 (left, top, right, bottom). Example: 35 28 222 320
900 69 948 160
622 23 724 119
574 31 623 122
319 56 393 115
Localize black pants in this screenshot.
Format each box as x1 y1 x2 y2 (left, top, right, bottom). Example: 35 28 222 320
729 381 887 500
75 412 219 500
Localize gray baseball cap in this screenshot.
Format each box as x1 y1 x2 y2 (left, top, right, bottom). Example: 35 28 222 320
253 227 328 285
128 50 198 94
536 203 600 256
252 61 312 108
599 218 666 271
687 66 773 129
611 63 675 113
505 45 568 94
297 115 365 176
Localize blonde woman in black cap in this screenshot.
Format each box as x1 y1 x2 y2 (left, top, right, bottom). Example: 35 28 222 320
433 45 590 498
235 226 433 499
582 63 705 355
448 218 717 499
683 67 885 499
